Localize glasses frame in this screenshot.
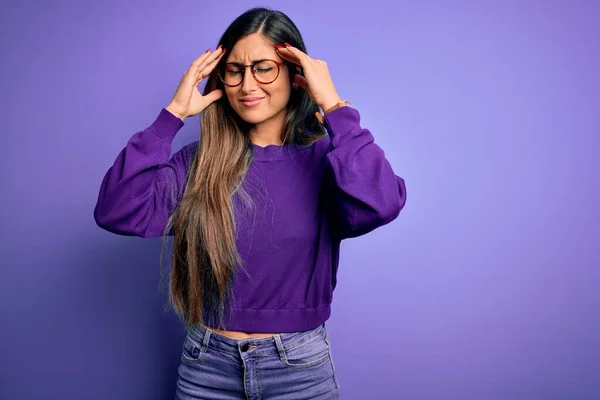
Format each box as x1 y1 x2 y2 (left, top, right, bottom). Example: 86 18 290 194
218 59 285 87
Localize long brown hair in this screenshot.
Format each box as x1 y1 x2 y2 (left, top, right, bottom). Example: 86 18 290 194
161 7 326 328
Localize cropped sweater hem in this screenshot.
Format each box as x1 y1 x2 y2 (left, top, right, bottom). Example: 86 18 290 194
208 304 332 333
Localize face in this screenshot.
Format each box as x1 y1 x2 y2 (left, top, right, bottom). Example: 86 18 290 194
222 33 291 126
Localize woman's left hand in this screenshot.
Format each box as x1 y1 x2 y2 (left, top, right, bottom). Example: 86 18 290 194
275 43 342 111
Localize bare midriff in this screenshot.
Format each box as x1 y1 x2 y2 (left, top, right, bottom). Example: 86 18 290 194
210 327 277 340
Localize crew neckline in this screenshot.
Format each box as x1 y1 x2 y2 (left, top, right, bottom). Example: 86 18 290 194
249 142 297 161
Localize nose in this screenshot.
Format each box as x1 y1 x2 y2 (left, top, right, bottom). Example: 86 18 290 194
241 67 258 92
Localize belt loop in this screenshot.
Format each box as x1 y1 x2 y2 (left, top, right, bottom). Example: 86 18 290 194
201 326 212 353
273 334 286 361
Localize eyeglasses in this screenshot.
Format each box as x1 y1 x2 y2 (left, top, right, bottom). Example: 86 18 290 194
218 59 284 87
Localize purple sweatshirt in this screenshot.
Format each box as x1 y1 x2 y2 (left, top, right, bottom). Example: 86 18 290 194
94 106 406 332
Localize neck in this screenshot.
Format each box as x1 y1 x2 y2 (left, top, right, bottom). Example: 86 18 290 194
249 110 286 147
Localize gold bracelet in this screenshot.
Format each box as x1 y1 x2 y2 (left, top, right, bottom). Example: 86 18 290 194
315 100 354 123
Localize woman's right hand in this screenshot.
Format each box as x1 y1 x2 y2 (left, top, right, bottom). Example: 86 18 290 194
166 46 227 120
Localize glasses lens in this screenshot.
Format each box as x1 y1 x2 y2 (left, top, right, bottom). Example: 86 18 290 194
253 60 279 83
223 64 243 86
221 60 279 86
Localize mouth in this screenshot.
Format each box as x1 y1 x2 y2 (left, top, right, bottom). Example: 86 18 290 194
239 97 264 108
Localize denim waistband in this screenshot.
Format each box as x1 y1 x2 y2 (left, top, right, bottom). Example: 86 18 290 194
185 323 327 358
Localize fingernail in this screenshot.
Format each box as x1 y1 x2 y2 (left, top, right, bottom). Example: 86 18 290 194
274 45 284 49
205 48 211 53
284 42 291 47
221 48 226 54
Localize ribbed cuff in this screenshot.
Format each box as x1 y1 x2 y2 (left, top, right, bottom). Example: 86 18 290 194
322 106 361 138
149 108 185 141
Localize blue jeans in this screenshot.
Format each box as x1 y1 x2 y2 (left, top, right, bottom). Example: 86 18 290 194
174 322 340 399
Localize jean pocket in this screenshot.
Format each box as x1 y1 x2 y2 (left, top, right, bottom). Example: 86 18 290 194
181 335 206 365
282 331 331 369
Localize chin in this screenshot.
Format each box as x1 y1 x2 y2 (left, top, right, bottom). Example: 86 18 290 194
237 112 269 125
234 105 277 124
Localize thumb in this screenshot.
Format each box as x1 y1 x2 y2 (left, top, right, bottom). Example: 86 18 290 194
293 74 309 91
204 89 224 105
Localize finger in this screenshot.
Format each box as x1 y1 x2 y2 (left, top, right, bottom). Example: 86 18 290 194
187 46 224 82
184 50 213 86
281 43 310 63
197 46 226 72
293 74 309 91
189 48 214 71
203 89 223 105
274 46 302 65
194 48 227 85
197 49 226 82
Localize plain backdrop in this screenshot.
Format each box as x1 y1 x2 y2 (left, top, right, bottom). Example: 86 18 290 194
1 1 598 399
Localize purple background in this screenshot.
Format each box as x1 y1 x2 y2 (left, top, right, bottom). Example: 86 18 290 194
2 1 599 399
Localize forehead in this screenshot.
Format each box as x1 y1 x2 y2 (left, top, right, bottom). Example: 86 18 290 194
227 33 277 62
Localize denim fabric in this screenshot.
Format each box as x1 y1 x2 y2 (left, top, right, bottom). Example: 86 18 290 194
175 323 340 399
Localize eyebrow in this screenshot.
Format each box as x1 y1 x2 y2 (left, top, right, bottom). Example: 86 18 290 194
226 58 272 64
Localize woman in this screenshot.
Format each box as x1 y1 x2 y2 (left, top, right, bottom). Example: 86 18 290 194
94 6 406 399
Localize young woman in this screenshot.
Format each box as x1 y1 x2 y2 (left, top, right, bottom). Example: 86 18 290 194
94 7 406 399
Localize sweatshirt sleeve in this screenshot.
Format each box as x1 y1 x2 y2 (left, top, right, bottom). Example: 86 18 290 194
322 106 407 240
93 108 197 238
